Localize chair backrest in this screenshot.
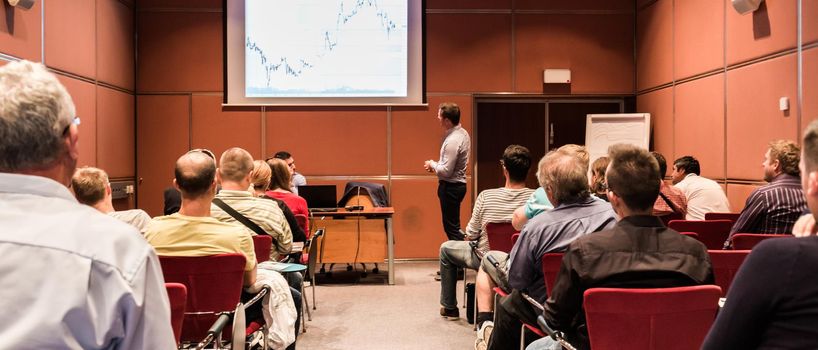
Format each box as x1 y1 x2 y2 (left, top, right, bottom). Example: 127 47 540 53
658 212 684 226
731 233 790 250
252 235 272 263
541 253 564 298
704 212 741 224
511 233 520 247
485 222 520 253
165 283 187 345
708 250 750 296
679 231 699 239
668 220 733 249
584 285 722 350
159 254 246 342
295 214 309 238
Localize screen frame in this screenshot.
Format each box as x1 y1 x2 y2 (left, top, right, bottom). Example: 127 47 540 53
223 0 426 107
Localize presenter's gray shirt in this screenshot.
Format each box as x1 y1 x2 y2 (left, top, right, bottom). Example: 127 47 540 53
434 125 470 183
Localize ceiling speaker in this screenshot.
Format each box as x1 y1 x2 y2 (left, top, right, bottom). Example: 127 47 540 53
6 0 35 10
732 0 763 15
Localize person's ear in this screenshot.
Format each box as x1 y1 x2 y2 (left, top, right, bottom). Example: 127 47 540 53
173 179 181 192
64 125 80 160
215 169 222 184
105 183 112 196
808 171 818 197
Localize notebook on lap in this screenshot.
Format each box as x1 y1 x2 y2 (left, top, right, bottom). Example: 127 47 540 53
298 185 339 212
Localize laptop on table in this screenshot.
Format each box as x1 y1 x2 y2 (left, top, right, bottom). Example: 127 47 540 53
298 185 339 212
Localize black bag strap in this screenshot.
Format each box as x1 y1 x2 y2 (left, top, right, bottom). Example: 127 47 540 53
212 198 269 236
658 192 682 214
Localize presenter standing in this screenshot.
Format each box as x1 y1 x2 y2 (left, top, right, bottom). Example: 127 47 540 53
424 102 470 241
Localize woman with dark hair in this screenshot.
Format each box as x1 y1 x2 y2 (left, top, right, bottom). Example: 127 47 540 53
266 158 309 232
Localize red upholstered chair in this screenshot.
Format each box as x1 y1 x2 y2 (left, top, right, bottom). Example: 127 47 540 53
541 253 564 298
165 283 187 345
708 250 750 296
658 212 684 226
252 235 272 263
668 220 733 250
485 222 520 253
584 285 722 350
159 254 250 344
704 212 741 224
295 214 309 238
679 231 699 239
731 233 791 250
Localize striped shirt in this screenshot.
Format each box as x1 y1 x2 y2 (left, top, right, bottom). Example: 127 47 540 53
434 125 470 183
210 190 293 259
466 187 535 254
730 174 807 235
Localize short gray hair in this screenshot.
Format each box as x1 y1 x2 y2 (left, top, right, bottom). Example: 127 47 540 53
0 60 76 172
539 150 590 205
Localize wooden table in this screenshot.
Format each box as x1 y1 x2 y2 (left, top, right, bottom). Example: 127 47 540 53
310 207 395 285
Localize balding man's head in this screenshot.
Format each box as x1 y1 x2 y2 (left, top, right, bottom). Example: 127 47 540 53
218 147 254 184
174 150 216 198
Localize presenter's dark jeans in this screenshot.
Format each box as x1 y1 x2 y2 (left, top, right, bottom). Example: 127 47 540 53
438 180 466 241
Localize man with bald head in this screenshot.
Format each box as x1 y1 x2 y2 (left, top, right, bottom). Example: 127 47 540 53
145 149 258 287
211 147 292 260
0 60 175 347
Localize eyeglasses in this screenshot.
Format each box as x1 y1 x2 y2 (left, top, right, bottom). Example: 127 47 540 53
286 161 295 168
187 148 216 160
62 116 80 136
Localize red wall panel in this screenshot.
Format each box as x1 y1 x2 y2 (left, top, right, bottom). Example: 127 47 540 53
726 54 798 180
636 0 673 91
675 74 725 179
805 0 818 45
392 95 473 175
44 0 95 79
137 95 190 217
804 48 818 125
517 0 632 11
97 0 134 90
137 11 222 92
264 109 388 176
427 0 510 10
637 87 673 159
426 13 512 92
191 95 263 160
725 0 797 65
726 183 760 213
0 1 41 61
58 75 97 169
137 0 221 9
390 178 472 258
514 14 634 94
674 0 724 80
97 87 135 178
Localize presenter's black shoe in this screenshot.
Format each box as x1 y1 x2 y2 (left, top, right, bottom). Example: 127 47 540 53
440 307 460 320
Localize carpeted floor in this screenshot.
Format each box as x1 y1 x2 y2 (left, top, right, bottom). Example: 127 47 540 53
297 261 476 350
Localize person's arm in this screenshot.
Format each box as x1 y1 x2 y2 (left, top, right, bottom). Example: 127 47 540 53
506 229 536 291
465 192 484 241
432 138 462 178
728 190 765 236
278 200 306 243
511 205 528 231
118 248 177 349
701 241 789 349
792 213 817 237
239 232 258 286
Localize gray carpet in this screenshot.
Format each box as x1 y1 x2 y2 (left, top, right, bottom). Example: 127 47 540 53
297 261 476 350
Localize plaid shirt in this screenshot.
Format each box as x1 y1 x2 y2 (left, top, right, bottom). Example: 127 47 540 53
211 190 293 259
729 174 807 236
653 181 688 217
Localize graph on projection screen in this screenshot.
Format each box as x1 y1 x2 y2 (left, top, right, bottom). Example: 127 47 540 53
244 0 408 98
585 114 651 165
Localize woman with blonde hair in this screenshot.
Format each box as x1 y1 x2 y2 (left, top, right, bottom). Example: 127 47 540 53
250 160 306 244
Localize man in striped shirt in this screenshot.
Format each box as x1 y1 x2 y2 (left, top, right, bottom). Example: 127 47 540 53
438 145 534 319
726 140 808 247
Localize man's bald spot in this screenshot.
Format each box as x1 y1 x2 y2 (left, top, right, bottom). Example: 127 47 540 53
175 152 216 197
219 147 254 183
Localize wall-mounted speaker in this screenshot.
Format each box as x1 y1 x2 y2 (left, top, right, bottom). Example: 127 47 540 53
732 0 763 15
6 0 35 10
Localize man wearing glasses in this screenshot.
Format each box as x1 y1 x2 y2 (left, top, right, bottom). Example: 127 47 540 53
273 151 307 195
0 60 175 348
